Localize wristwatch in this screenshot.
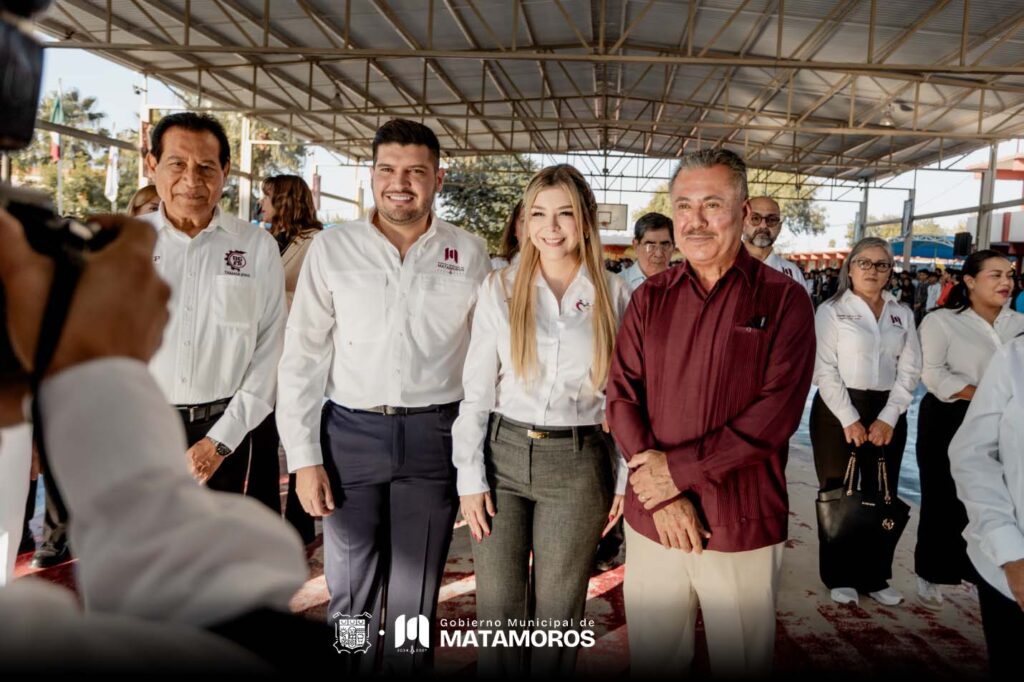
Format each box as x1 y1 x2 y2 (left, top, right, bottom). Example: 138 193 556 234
208 438 232 458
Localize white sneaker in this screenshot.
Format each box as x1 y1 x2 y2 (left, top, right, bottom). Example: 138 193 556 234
917 577 944 610
869 586 903 606
830 587 859 605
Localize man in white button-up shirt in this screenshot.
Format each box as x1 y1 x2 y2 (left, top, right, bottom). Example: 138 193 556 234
277 120 489 673
742 196 811 293
140 113 286 507
619 212 675 293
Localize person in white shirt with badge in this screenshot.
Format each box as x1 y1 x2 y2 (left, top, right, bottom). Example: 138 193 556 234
276 119 489 674
742 196 810 292
452 164 630 677
140 113 286 505
810 236 922 606
914 250 1024 610
619 212 675 292
949 334 1024 680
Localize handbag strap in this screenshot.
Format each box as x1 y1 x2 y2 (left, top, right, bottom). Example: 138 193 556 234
878 447 893 505
843 452 858 496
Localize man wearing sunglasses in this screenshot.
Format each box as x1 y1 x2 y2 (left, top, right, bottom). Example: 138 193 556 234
742 196 810 293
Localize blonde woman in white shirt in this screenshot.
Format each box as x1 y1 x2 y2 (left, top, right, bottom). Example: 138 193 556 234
914 250 1024 609
811 237 922 607
452 165 630 677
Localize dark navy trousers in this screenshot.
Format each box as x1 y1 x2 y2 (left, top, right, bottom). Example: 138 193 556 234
320 401 458 674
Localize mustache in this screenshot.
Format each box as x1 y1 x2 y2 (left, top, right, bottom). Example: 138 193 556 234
682 231 716 239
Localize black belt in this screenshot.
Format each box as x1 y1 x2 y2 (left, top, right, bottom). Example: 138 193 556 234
176 398 231 423
352 401 459 416
495 415 602 440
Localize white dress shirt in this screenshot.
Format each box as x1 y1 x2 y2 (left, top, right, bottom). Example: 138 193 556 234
949 337 1024 602
920 307 1024 402
926 282 942 310
764 251 811 293
451 263 632 496
619 261 648 293
0 358 306 670
277 212 490 472
813 289 922 428
141 205 286 451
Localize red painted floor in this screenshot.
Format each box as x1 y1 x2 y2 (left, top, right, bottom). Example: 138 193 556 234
16 440 989 678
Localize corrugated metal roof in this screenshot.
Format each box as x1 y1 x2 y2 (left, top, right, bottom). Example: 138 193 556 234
33 0 1024 179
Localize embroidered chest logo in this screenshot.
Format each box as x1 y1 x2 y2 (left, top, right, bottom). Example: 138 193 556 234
223 250 251 277
575 299 592 312
437 245 466 276
890 314 903 327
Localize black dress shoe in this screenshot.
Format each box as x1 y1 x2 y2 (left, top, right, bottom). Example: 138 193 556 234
30 541 71 569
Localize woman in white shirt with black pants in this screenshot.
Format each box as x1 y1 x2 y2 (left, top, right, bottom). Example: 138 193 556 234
914 250 1024 609
811 237 922 607
452 165 629 677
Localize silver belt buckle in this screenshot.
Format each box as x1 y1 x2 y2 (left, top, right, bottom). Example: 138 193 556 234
527 429 548 440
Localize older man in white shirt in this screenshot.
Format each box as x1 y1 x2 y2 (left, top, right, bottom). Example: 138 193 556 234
277 119 489 673
619 212 675 293
140 113 286 511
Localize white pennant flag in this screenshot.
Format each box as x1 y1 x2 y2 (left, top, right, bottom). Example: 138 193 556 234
104 146 120 205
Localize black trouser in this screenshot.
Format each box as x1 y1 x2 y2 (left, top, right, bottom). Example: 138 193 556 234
976 577 1024 679
40 472 69 551
21 478 37 550
914 393 978 585
179 412 259 504
248 411 315 544
320 401 458 676
810 389 907 592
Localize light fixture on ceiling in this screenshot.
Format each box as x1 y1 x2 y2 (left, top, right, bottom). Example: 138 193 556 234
329 90 344 108
878 103 896 128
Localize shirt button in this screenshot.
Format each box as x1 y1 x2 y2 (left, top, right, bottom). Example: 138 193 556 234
184 340 191 347
180 377 187 384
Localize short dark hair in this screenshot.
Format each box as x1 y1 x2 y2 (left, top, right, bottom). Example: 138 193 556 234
372 118 441 167
150 112 231 168
633 212 674 243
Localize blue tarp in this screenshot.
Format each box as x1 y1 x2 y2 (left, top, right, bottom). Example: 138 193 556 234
888 236 956 260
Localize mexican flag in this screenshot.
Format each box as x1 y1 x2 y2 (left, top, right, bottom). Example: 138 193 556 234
49 97 64 162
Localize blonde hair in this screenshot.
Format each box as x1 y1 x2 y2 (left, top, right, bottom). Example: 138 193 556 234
508 164 618 389
127 185 160 216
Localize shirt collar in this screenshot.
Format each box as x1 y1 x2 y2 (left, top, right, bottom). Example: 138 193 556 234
676 243 757 288
157 203 238 235
840 288 899 307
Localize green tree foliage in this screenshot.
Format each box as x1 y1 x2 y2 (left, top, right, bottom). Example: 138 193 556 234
13 89 307 216
845 215 951 245
632 170 828 236
439 155 537 253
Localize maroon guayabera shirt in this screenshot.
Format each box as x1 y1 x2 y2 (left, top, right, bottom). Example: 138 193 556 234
607 246 815 552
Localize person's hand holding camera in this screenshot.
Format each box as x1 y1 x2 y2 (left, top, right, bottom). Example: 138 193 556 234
0 206 170 377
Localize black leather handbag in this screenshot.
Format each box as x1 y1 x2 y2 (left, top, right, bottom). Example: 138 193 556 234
816 449 911 589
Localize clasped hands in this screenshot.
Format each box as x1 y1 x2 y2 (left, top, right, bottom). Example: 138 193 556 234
629 449 711 553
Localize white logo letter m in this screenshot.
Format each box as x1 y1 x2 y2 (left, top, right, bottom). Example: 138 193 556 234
394 614 430 648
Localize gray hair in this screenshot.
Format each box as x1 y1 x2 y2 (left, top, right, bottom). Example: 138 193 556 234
670 148 749 202
828 236 894 304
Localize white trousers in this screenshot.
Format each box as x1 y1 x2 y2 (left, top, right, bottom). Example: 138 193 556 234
624 521 784 678
0 424 32 587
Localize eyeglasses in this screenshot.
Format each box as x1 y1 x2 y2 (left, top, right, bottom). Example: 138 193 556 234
851 259 894 272
641 241 674 254
749 213 781 227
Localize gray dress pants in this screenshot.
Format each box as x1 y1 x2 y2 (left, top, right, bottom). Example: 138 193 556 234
472 415 614 678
